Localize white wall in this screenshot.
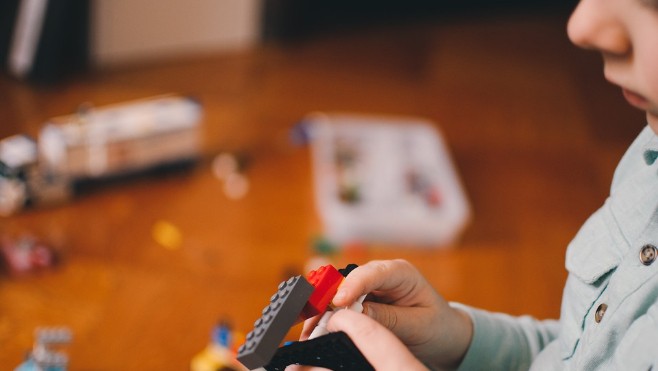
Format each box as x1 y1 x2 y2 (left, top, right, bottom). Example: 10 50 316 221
92 0 262 66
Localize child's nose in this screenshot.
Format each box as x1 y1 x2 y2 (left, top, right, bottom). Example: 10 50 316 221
567 0 630 56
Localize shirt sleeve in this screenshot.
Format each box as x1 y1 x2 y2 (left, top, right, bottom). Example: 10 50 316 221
450 303 560 371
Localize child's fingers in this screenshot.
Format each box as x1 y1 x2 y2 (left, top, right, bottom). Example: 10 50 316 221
327 309 428 370
332 259 422 307
361 301 438 347
299 314 323 341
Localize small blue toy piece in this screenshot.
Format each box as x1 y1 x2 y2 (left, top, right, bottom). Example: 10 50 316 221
190 319 244 371
15 327 72 371
211 320 233 348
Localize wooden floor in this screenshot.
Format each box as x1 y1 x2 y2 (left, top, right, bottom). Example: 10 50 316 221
0 10 646 370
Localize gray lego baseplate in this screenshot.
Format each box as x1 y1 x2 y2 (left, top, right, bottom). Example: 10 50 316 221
237 275 314 370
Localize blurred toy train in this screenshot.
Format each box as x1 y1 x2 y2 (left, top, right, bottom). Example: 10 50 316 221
0 95 203 216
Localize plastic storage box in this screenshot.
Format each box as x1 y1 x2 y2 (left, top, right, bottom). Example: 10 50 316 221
304 112 470 247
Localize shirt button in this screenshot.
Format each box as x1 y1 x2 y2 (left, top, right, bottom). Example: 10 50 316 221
640 244 658 266
595 303 608 323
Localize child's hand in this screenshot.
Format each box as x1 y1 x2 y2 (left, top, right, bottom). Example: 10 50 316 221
302 259 473 370
289 309 428 371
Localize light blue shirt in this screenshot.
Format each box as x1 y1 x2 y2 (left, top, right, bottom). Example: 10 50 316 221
456 125 658 370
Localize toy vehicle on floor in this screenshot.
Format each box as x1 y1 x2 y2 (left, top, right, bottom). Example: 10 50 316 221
0 95 203 216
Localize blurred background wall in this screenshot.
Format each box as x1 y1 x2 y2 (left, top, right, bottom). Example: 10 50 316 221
260 0 574 42
92 0 262 67
1 0 576 83
0 0 263 82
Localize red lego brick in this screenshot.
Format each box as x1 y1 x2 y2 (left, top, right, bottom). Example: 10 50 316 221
301 265 344 320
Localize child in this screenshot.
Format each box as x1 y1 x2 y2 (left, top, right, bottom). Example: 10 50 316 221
294 0 658 369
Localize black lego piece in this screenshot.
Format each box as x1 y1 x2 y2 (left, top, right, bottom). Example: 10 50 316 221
264 331 374 371
338 263 359 277
237 275 314 370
